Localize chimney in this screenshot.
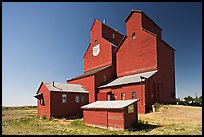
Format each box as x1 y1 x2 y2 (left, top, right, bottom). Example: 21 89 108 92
53 81 55 87
103 19 106 24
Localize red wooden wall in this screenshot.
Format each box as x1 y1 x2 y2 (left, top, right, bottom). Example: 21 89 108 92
98 83 146 114
50 91 89 118
37 82 51 118
83 102 138 129
124 102 138 129
102 23 124 46
117 12 157 77
142 13 161 38
67 75 95 103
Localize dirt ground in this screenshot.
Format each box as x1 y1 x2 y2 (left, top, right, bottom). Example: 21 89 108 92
138 105 202 135
139 105 202 122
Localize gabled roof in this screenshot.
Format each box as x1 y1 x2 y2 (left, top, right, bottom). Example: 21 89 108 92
125 10 162 30
67 65 112 82
98 70 158 89
81 99 139 109
44 82 89 93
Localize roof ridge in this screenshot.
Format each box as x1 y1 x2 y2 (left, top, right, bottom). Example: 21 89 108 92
67 64 112 81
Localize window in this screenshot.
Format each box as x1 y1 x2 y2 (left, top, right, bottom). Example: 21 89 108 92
62 94 67 103
81 95 85 103
132 92 136 99
75 95 80 103
132 32 136 39
94 40 97 43
40 99 44 105
121 93 125 100
112 34 115 39
103 75 107 82
107 94 111 101
128 104 134 113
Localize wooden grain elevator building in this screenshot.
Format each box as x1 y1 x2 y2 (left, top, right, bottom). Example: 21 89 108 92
34 10 175 119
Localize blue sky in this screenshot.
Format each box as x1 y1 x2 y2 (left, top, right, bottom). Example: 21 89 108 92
2 2 202 106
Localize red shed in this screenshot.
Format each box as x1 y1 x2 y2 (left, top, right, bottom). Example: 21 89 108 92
81 99 139 130
34 81 89 119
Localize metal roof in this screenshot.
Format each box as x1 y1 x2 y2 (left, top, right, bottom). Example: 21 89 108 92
67 65 111 81
98 70 158 88
44 82 89 93
81 99 139 109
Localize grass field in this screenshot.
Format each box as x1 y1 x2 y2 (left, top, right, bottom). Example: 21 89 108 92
2 105 202 135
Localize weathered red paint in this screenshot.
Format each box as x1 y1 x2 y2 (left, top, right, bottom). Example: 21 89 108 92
82 101 138 129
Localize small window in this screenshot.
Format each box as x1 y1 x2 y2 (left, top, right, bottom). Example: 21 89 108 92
128 104 134 113
81 96 85 103
121 93 125 100
132 92 136 99
103 75 107 82
62 94 67 103
40 99 44 105
132 32 136 39
112 34 115 39
94 40 97 43
107 94 111 101
75 95 80 103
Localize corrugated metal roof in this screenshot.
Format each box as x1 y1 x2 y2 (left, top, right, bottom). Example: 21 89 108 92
98 70 158 88
44 82 89 93
81 99 139 109
67 65 111 81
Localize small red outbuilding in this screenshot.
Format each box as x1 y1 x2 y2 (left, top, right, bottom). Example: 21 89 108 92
34 81 89 119
81 99 139 130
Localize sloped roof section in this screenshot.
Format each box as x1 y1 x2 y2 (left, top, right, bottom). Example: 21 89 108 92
98 70 158 88
81 99 139 109
125 10 162 30
67 65 111 81
44 82 89 93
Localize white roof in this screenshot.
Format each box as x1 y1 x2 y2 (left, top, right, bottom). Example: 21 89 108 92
44 82 89 93
81 99 139 109
98 70 158 88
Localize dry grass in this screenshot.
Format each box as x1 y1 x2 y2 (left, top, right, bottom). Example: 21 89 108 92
2 105 202 135
138 105 202 135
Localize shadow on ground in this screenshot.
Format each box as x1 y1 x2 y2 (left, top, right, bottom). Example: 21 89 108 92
128 120 161 132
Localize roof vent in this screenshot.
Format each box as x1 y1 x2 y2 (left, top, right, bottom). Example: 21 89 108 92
103 19 106 24
53 81 55 87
